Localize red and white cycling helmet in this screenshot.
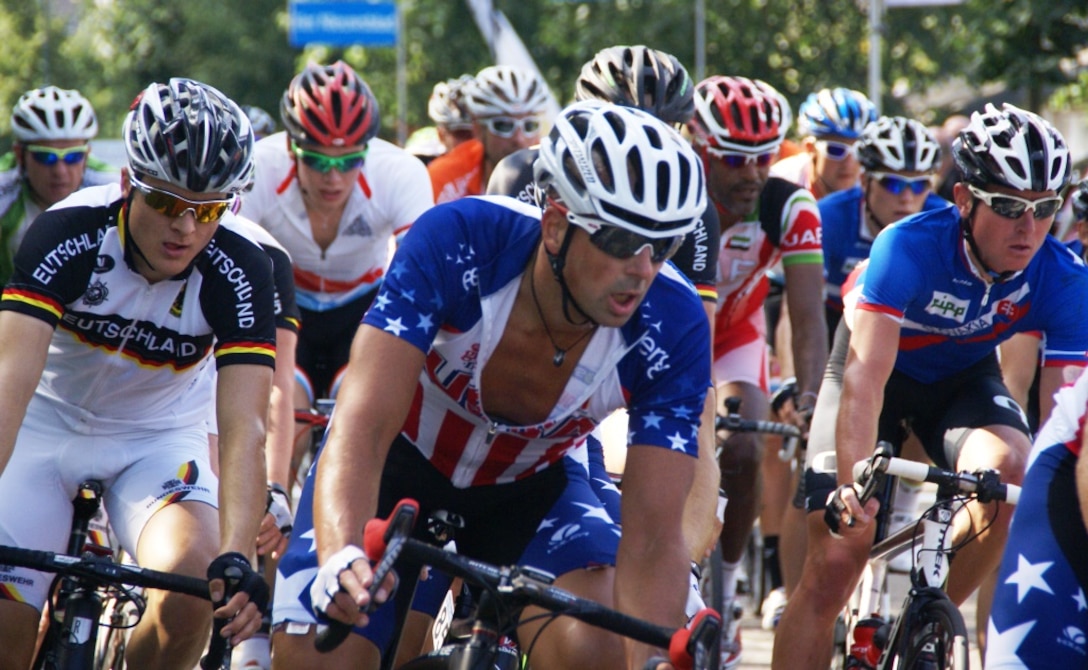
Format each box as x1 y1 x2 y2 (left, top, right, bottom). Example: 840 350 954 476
689 76 784 154
462 65 550 119
124 78 254 194
953 103 1070 192
12 86 98 142
280 60 380 147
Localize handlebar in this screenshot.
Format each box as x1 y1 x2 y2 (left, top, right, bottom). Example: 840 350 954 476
315 500 722 669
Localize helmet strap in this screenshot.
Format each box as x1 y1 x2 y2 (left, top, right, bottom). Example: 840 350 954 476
119 191 158 274
863 182 889 234
960 201 1015 283
545 226 597 327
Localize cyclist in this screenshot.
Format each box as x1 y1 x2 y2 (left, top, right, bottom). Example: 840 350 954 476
271 101 710 670
770 87 877 200
1063 178 1088 259
238 60 434 471
0 85 116 285
0 78 275 670
428 75 476 154
428 65 550 204
772 103 1088 670
688 74 827 668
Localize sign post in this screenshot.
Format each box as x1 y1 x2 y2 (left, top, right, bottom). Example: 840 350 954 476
868 0 963 114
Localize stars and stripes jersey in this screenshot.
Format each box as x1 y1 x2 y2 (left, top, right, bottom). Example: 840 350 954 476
362 195 711 488
818 186 948 312
842 206 1088 385
0 184 277 430
486 147 721 304
238 132 433 313
1030 368 1088 462
713 177 822 351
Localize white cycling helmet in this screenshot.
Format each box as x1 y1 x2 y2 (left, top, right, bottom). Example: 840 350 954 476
124 78 254 194
534 101 704 238
12 86 98 142
427 75 474 129
953 103 1070 193
463 66 550 119
858 116 941 173
797 87 877 140
1072 179 1088 223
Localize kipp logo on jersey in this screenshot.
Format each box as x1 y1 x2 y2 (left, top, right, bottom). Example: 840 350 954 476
924 291 969 323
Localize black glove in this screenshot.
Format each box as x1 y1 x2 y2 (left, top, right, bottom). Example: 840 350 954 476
207 551 270 613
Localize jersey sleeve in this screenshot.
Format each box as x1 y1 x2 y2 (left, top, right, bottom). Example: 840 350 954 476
264 243 301 333
485 149 539 206
668 203 720 303
1035 254 1088 369
853 225 924 321
778 188 823 268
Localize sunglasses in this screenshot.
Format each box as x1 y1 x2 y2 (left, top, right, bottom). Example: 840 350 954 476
706 147 776 168
129 174 235 224
868 171 932 196
291 142 368 173
550 198 683 263
816 139 858 161
966 184 1063 220
482 116 542 138
25 144 89 166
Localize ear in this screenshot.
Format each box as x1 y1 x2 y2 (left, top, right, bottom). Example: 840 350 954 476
951 181 973 218
803 136 819 157
120 166 131 197
540 204 569 255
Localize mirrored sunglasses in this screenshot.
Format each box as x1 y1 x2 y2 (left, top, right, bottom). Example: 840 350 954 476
291 142 368 173
129 175 235 224
482 116 541 138
868 171 932 196
706 147 776 168
25 144 89 166
817 139 858 161
966 184 1063 220
550 198 683 263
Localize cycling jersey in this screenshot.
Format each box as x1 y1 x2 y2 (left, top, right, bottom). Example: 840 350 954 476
427 138 484 204
0 184 278 429
713 177 822 360
844 206 1088 384
987 371 1088 669
487 146 721 303
238 131 432 313
819 186 948 313
769 152 815 194
224 215 301 333
0 152 117 284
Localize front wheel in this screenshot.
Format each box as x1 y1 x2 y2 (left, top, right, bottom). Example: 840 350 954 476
892 597 969 670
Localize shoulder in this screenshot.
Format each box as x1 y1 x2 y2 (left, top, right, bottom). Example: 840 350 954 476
220 214 290 259
427 140 483 177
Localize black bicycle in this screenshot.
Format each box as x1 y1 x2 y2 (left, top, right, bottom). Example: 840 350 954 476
313 499 723 670
0 480 233 670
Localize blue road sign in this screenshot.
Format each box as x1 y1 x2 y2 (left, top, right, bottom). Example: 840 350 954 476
289 1 398 48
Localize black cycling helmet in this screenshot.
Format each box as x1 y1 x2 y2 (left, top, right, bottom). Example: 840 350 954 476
575 45 695 125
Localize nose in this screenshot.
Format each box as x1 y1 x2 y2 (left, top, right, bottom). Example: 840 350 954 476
626 246 658 278
171 209 199 233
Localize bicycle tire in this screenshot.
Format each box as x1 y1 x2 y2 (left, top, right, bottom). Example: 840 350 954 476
891 597 969 670
698 544 724 662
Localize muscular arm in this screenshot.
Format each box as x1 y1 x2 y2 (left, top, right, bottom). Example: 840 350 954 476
0 312 52 474
999 333 1040 412
1078 430 1088 534
682 388 721 562
215 363 274 555
617 444 696 668
783 261 828 401
1038 365 1081 427
265 327 297 489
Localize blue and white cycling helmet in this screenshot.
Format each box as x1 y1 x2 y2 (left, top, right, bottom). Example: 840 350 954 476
534 101 705 239
858 116 941 173
953 102 1070 192
124 78 254 195
797 87 877 140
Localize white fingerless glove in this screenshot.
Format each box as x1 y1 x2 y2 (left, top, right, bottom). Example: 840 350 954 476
309 545 367 617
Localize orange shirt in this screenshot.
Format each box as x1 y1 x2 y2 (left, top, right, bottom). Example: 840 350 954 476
427 139 484 204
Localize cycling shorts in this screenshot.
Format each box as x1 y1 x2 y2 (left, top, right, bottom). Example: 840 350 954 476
986 443 1088 668
0 397 217 609
712 307 770 393
802 321 1029 512
296 291 376 400
273 438 620 653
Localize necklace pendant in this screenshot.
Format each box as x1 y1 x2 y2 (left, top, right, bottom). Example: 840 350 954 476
552 350 565 367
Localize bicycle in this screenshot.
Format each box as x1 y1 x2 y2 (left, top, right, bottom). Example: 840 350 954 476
825 442 1021 670
0 480 234 670
313 499 723 670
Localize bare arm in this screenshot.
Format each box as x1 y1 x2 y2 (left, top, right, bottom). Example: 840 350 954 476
265 327 297 489
1038 364 1081 427
617 444 696 669
1078 429 1088 534
0 312 53 474
215 363 274 555
783 262 828 403
682 388 721 562
998 333 1041 411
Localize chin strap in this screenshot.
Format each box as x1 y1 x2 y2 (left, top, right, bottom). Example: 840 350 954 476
960 200 1016 283
119 194 158 274
545 226 598 327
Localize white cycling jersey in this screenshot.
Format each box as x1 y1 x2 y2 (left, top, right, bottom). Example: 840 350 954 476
238 132 434 312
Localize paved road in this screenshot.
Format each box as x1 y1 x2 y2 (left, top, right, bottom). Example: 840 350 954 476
732 572 983 668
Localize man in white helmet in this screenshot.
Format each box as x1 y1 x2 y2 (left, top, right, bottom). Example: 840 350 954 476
0 86 116 284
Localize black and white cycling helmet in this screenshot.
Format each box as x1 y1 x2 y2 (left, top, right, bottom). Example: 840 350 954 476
1072 179 1088 222
124 78 254 194
575 45 695 125
858 116 941 173
241 105 277 138
463 65 550 118
428 75 474 129
534 101 704 238
953 103 1070 192
12 86 98 142
797 87 876 140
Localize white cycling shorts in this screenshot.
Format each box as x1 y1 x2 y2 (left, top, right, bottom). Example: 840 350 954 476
0 396 217 610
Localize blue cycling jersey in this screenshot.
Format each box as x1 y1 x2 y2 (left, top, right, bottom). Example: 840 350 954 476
845 206 1088 384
